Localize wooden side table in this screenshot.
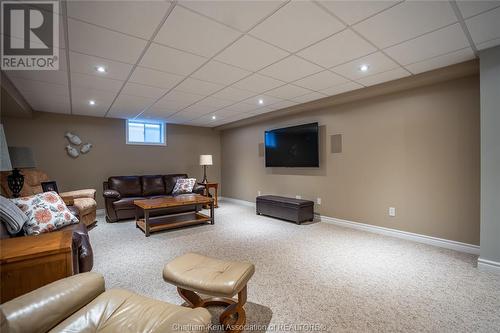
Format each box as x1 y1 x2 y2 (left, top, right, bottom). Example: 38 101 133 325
0 230 74 303
198 182 219 208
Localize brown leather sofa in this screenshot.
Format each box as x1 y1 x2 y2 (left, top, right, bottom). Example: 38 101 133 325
0 272 211 333
0 219 93 274
103 174 205 223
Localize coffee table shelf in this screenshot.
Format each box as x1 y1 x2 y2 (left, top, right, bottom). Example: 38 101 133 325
134 194 214 237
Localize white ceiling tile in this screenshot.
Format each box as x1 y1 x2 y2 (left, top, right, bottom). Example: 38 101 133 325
266 100 299 111
143 105 178 120
266 84 312 100
71 72 123 93
404 48 475 74
129 66 183 90
121 82 166 99
233 73 284 93
179 1 286 31
157 90 206 110
293 70 348 91
67 1 170 39
297 29 376 68
215 35 289 71
476 37 500 50
107 94 156 119
331 52 400 80
211 86 257 102
320 81 363 96
353 1 457 48
457 1 500 18
244 94 283 107
356 67 410 86
140 43 207 76
71 87 117 117
155 6 241 57
5 67 68 86
384 24 470 65
68 19 147 64
222 101 259 114
69 51 133 81
175 78 224 95
10 77 69 97
249 1 345 52
191 60 251 85
22 92 70 114
193 96 234 109
259 56 323 82
466 6 500 45
290 91 328 103
318 1 399 25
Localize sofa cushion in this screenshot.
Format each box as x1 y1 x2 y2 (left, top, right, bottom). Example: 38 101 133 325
11 192 79 235
164 174 187 194
112 197 143 210
172 178 196 195
141 175 165 196
108 176 141 197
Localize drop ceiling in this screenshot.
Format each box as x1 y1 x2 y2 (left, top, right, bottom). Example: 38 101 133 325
3 0 499 127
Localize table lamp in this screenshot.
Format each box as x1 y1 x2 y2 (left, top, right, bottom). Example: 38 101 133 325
199 154 212 184
7 146 36 197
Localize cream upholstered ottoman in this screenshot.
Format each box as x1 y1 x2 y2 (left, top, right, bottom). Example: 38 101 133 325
163 253 255 332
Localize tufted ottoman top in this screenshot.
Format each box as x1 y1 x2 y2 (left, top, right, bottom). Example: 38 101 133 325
163 253 255 298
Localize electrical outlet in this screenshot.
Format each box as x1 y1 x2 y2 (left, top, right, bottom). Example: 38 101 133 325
389 207 396 217
317 197 322 205
295 195 301 199
257 191 261 196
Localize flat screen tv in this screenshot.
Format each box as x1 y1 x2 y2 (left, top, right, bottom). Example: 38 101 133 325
265 122 319 167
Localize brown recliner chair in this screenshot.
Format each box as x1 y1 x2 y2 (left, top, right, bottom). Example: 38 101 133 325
0 272 211 333
0 169 97 227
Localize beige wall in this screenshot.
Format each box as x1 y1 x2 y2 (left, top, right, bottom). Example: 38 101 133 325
221 76 480 245
2 112 221 208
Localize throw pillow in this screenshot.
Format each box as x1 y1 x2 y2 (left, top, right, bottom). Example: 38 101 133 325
11 191 79 235
172 178 196 195
0 195 28 235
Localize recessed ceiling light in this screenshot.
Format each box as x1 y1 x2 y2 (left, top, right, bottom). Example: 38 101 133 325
359 64 369 72
211 115 217 120
89 100 96 106
95 65 107 73
258 99 264 105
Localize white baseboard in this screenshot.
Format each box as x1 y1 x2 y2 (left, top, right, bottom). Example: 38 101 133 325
478 258 500 274
319 215 480 255
219 196 256 207
96 208 105 216
220 196 479 255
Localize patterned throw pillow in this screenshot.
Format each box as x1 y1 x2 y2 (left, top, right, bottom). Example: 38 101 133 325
11 191 79 235
172 178 196 195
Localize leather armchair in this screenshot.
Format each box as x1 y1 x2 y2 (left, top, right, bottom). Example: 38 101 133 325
103 174 205 223
0 272 211 333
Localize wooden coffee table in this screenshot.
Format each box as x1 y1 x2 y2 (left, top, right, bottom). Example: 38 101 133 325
134 194 214 237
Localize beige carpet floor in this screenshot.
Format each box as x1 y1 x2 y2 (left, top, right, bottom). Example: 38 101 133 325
90 200 500 332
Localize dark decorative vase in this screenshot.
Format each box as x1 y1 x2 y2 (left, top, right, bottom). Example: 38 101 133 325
7 169 24 198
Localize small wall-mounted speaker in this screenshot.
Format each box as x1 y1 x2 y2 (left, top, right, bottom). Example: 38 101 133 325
258 143 265 157
331 134 342 154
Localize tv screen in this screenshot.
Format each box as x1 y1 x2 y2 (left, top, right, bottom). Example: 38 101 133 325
265 122 319 167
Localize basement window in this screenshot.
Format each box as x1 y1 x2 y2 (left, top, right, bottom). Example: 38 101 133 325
126 120 166 146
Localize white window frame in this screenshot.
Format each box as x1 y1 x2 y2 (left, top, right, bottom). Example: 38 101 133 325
126 120 166 146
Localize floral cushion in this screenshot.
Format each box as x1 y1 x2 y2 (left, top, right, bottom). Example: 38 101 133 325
11 191 79 235
172 178 196 195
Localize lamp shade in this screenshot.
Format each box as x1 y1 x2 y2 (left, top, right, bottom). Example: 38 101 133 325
199 154 213 166
0 124 12 171
8 147 36 169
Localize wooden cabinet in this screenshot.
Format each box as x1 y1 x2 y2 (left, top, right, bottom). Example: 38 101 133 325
0 230 73 303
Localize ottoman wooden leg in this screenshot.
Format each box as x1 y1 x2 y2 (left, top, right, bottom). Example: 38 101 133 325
177 285 248 333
